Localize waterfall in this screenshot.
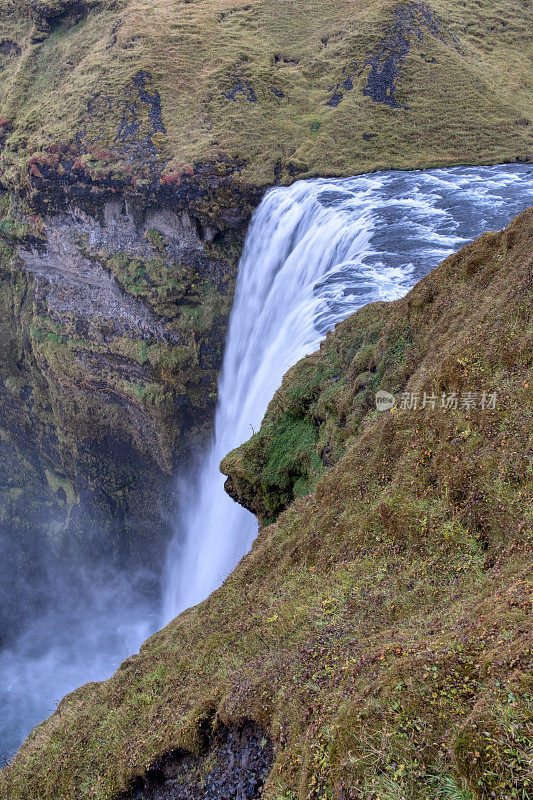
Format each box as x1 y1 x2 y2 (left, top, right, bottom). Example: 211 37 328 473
161 180 379 618
161 163 533 620
1 164 530 760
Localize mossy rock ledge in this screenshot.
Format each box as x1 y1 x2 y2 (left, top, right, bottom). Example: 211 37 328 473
1 209 531 799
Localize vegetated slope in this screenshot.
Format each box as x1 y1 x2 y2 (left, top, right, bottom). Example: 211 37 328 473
0 0 531 188
2 209 531 799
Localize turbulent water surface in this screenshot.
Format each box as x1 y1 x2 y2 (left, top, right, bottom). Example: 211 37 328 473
2 164 532 759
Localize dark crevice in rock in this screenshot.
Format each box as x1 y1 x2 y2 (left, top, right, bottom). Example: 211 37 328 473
30 0 100 42
194 217 205 242
0 39 21 57
274 53 299 66
106 16 122 49
119 722 274 800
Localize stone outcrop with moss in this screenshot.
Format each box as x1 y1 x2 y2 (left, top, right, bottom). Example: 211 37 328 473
2 209 531 800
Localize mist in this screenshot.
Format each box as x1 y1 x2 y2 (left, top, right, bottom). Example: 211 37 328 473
0 519 158 761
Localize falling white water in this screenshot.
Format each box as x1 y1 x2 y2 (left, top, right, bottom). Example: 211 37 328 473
161 163 533 620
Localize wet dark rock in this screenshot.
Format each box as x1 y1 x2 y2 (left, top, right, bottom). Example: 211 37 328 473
25 152 262 237
106 17 122 49
116 70 166 163
222 78 257 103
326 91 343 108
326 64 358 107
120 722 274 800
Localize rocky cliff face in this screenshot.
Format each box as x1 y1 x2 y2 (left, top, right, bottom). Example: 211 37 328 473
2 209 531 800
0 167 261 640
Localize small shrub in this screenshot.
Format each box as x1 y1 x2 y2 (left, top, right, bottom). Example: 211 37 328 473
160 162 194 187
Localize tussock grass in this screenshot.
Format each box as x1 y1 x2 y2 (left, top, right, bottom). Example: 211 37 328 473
0 0 531 186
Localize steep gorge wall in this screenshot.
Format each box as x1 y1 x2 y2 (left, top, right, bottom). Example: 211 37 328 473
0 169 261 639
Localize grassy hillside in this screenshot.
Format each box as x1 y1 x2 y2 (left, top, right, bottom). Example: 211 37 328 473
0 0 531 188
1 209 531 799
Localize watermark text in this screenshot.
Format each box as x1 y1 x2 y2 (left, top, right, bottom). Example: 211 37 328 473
375 389 498 412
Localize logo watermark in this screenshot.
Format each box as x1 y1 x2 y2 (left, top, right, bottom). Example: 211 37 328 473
375 390 396 412
376 390 498 412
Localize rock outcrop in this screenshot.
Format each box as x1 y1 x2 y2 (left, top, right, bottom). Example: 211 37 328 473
120 722 273 800
30 0 100 42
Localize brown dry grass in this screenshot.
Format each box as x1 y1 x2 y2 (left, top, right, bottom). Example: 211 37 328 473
0 0 531 186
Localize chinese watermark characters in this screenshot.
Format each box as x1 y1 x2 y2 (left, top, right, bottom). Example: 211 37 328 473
375 389 498 413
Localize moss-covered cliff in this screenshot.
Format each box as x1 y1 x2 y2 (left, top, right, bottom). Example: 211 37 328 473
2 209 531 799
0 172 260 641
